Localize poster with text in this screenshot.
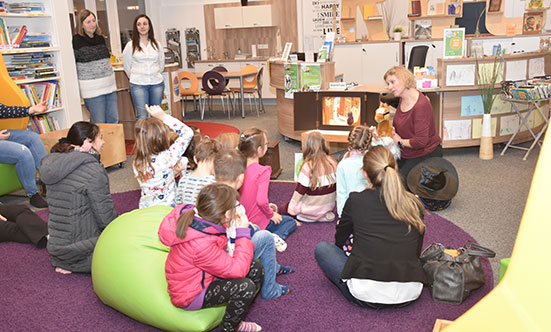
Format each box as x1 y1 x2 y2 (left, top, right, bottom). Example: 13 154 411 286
443 28 465 59
302 0 341 51
284 62 299 99
301 63 322 91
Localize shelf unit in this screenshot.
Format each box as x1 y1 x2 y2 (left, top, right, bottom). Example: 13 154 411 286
408 0 464 39
0 0 81 131
340 0 388 42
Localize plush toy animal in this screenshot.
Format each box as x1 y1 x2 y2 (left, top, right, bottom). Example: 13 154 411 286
373 102 401 160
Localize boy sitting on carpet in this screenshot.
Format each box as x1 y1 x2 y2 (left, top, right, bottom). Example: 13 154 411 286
174 138 219 205
214 149 294 299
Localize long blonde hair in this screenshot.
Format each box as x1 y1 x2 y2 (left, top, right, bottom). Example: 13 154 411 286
363 146 426 234
175 183 238 239
133 118 173 182
302 131 336 190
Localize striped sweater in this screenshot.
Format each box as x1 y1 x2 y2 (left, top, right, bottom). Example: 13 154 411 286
72 33 116 99
287 157 337 222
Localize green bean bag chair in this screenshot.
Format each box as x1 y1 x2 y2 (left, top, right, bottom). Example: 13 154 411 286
0 163 23 196
91 205 226 332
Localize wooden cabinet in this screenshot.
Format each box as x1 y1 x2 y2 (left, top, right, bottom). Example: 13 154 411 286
214 7 243 29
242 5 273 27
214 5 273 29
333 43 400 85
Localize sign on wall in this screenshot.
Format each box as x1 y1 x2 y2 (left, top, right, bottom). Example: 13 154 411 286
302 0 341 51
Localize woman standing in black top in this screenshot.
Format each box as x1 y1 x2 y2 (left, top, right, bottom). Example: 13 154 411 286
315 145 427 308
72 9 118 123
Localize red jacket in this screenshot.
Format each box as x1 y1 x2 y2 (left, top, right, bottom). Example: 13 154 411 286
158 204 254 309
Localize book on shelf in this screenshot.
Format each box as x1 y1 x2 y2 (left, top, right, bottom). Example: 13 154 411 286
488 0 502 12
5 52 55 80
6 2 44 14
27 114 59 134
20 80 59 108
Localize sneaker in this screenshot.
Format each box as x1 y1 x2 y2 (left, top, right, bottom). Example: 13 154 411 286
30 193 48 208
272 233 287 252
237 321 262 332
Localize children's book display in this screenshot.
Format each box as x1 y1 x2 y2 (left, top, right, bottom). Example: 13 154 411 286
501 77 551 101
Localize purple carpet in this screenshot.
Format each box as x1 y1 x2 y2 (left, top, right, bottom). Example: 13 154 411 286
0 182 493 332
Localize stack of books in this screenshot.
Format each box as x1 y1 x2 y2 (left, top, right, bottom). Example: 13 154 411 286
6 2 44 14
20 32 50 48
20 80 60 108
0 1 6 13
4 52 55 80
501 78 551 101
27 114 60 134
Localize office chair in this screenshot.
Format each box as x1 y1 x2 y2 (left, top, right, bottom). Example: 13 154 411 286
408 45 429 72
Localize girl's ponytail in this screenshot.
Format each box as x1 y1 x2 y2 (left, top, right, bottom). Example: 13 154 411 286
176 208 195 239
363 146 425 234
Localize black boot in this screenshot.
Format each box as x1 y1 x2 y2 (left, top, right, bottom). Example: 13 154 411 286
30 193 48 208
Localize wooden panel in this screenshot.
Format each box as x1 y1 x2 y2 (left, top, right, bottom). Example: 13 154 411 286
259 139 282 178
204 0 297 61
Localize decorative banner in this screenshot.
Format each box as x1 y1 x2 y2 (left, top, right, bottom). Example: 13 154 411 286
300 63 322 91
302 0 341 51
443 28 465 59
284 62 299 99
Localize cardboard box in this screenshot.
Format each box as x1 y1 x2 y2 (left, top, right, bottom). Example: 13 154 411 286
40 123 126 168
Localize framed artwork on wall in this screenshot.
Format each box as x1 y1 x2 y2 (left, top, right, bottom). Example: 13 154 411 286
523 11 544 35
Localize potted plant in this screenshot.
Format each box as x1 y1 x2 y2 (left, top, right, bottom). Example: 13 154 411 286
475 47 504 160
393 26 404 41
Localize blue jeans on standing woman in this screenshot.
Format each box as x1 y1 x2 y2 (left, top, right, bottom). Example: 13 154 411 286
0 130 46 196
83 91 119 124
130 81 165 120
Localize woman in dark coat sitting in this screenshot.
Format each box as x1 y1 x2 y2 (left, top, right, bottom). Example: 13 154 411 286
315 145 427 308
40 121 117 274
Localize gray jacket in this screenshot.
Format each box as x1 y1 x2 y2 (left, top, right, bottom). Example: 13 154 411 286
40 151 117 273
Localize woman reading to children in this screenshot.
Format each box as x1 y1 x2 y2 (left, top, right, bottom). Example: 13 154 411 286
40 121 117 274
383 66 442 181
315 146 427 308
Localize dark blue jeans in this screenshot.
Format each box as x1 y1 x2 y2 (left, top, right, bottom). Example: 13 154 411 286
266 215 297 240
314 242 414 309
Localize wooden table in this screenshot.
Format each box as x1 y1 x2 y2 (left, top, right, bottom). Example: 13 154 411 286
195 70 257 118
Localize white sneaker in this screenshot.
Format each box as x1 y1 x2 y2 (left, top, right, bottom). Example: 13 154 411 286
272 233 287 252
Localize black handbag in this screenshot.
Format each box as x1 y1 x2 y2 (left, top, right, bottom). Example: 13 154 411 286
420 241 495 304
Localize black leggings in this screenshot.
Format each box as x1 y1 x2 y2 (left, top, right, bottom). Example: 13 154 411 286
202 260 264 332
0 204 48 247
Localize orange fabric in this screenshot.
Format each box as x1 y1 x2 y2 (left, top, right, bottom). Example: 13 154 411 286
0 52 30 130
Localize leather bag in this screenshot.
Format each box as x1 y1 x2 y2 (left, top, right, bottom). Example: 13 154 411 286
420 241 495 304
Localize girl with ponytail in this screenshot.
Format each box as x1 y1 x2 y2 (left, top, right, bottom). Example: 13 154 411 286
158 183 263 332
315 145 427 309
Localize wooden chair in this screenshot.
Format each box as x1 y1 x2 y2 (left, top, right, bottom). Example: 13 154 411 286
230 65 260 115
177 71 206 118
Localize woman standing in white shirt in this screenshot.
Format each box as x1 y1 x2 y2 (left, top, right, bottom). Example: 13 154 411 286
123 14 165 120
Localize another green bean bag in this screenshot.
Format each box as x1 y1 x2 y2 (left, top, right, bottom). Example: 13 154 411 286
0 163 23 196
91 205 226 332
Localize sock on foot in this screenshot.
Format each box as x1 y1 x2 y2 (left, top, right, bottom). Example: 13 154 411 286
277 265 295 276
281 285 292 296
237 321 262 332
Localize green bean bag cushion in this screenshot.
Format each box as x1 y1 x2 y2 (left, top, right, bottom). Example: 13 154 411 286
0 163 23 196
92 205 226 332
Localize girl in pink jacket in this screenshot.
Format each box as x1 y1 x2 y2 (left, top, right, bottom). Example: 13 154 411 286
158 183 263 332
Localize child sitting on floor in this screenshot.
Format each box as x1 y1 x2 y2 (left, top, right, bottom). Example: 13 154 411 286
281 131 337 222
174 138 220 205
337 126 372 217
214 149 294 299
133 105 194 208
216 132 240 150
159 183 263 332
239 128 298 241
